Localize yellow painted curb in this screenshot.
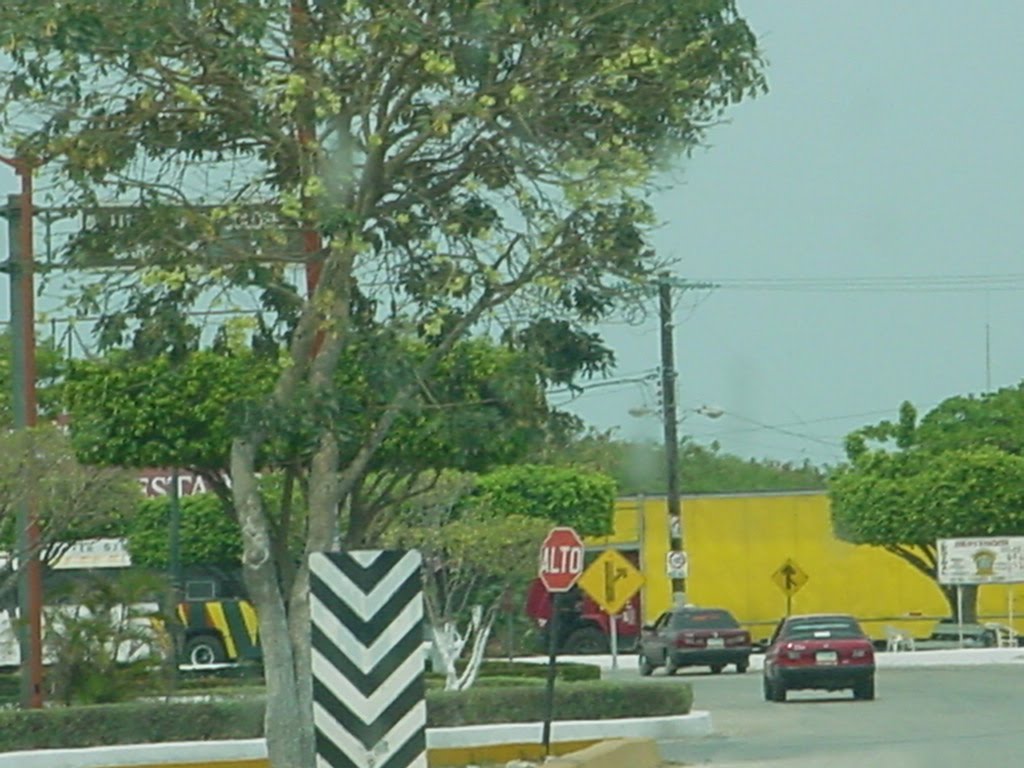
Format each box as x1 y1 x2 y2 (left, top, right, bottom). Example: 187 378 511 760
106 742 602 768
428 739 597 767
544 738 663 768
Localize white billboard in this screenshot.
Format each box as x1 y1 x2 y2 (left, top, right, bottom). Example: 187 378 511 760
937 537 1024 585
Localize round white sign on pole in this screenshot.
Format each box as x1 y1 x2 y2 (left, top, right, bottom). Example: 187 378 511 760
666 550 688 578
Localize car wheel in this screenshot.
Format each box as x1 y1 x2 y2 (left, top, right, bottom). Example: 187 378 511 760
562 627 609 655
664 653 679 676
184 634 227 666
853 676 875 701
770 678 787 703
736 660 749 674
762 675 772 701
639 653 654 677
710 664 725 674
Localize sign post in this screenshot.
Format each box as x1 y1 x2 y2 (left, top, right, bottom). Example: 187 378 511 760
578 550 645 672
771 558 809 616
538 527 585 756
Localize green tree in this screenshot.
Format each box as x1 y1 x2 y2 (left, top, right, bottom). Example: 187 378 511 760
382 472 548 691
0 426 140 609
830 397 1024 622
0 332 67 427
538 431 826 495
0 2 765 763
126 494 243 569
474 463 617 536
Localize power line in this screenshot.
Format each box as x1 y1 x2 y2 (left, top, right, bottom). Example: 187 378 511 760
701 273 1024 293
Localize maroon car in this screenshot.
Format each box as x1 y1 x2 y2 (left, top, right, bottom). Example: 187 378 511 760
763 613 876 702
639 607 752 675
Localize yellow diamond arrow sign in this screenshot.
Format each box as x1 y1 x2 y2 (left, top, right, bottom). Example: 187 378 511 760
772 558 809 596
578 550 645 615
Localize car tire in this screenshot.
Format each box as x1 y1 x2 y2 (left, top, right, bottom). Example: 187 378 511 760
770 678 787 703
664 654 679 676
762 675 772 701
853 676 875 701
562 627 609 655
184 634 227 666
736 660 749 674
710 664 725 674
639 653 654 677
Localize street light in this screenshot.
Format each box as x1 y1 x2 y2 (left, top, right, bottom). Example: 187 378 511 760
0 153 44 709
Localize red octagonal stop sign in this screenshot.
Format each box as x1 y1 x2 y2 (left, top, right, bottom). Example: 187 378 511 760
539 526 585 593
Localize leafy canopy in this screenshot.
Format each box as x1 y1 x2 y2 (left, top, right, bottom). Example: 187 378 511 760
473 463 616 536
830 390 1024 616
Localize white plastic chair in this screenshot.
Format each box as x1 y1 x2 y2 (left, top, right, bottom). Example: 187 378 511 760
884 625 916 652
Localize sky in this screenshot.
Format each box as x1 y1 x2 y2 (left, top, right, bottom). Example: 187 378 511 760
3 1 1024 468
551 0 1024 466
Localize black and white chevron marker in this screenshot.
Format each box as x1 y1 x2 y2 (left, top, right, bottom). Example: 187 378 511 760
310 550 427 768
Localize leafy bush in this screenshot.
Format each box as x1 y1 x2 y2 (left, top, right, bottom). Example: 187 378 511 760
44 572 172 705
472 660 601 682
0 680 690 751
474 465 616 536
0 700 265 751
426 680 692 727
426 675 542 690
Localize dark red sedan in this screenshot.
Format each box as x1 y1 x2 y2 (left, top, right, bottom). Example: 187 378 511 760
639 607 752 675
762 613 876 702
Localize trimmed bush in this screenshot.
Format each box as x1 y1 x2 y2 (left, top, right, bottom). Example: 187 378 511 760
0 680 691 752
425 660 600 688
0 700 264 751
426 680 692 727
473 660 601 682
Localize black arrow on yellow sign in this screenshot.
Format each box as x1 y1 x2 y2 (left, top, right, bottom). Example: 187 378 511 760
604 561 629 604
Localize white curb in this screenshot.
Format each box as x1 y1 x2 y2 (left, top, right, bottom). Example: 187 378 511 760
0 712 713 768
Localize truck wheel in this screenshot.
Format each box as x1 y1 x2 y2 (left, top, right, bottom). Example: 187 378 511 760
710 664 725 674
736 660 749 674
184 634 227 666
563 627 609 655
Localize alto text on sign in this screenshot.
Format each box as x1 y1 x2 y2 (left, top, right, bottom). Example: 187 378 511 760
539 527 585 593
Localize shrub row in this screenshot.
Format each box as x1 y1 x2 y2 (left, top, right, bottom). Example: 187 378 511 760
0 680 691 752
426 659 600 685
425 680 692 727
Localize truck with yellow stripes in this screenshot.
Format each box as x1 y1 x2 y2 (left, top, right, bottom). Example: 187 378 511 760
175 598 261 666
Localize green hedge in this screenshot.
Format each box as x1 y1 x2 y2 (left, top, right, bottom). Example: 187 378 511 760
425 680 692 727
0 700 264 751
426 660 600 686
0 680 691 752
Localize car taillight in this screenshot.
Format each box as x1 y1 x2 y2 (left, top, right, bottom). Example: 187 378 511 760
851 648 871 659
676 633 696 648
785 650 802 660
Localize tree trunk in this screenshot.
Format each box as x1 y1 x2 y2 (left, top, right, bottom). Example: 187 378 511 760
941 583 979 624
232 437 312 768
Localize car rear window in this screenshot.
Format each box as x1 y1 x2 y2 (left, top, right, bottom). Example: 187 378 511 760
785 617 864 640
671 610 740 630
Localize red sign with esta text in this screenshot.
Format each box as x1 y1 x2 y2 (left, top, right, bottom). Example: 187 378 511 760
538 526 585 593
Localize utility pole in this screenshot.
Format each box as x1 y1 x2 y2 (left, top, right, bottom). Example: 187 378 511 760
658 274 685 606
657 274 717 607
2 158 45 709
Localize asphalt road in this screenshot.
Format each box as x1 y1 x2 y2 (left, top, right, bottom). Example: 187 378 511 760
607 664 1024 767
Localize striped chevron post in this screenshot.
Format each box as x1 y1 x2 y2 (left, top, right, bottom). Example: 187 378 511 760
310 550 427 768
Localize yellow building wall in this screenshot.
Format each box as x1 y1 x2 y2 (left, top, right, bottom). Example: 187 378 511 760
586 492 1024 640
